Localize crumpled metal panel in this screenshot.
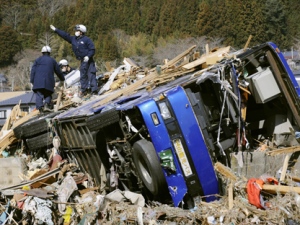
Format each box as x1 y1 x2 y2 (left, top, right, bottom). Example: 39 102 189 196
137 99 188 207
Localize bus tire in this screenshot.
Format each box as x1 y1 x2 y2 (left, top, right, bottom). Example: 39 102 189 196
21 112 61 139
26 132 52 151
87 108 119 131
132 139 167 196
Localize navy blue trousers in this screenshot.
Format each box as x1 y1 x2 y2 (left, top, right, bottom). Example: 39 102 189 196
34 89 53 110
80 60 98 93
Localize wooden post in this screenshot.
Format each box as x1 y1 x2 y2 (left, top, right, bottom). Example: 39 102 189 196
243 35 253 51
228 182 233 209
55 87 64 112
205 43 209 55
280 154 291 182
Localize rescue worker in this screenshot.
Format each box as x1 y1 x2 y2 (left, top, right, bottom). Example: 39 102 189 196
59 59 74 76
30 46 65 113
50 24 98 97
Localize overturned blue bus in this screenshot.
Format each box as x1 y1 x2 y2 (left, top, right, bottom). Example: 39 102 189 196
38 42 300 208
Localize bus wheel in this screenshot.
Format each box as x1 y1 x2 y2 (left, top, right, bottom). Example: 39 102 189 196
132 139 167 196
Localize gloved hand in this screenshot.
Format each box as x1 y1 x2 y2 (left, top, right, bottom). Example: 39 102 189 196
50 24 56 31
58 81 64 87
83 56 89 62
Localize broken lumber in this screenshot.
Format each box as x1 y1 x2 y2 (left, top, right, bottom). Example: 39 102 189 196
280 154 291 182
93 46 197 108
0 109 39 153
243 35 253 51
214 162 238 181
161 45 196 70
0 129 17 153
11 109 39 129
183 46 231 70
262 184 300 195
55 86 64 112
267 146 300 156
93 71 158 108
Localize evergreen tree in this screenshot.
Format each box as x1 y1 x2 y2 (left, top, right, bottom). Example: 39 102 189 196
196 0 214 37
220 0 245 47
153 0 178 37
139 0 162 35
263 0 288 48
1 0 300 67
283 0 300 43
233 0 267 47
101 33 119 61
0 25 22 66
176 0 198 36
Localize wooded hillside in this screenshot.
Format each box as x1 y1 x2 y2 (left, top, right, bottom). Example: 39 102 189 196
1 0 300 90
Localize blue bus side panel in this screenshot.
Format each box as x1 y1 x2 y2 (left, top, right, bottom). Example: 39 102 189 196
166 86 219 202
137 99 188 207
268 42 300 97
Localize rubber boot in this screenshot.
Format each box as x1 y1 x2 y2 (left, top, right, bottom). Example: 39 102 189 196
44 103 53 112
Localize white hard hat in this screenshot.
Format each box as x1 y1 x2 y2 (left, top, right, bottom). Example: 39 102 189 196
75 24 87 33
59 59 68 66
41 46 51 53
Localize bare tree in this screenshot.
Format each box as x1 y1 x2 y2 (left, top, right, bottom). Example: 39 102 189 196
35 32 70 61
7 49 41 91
293 37 300 53
37 32 60 53
38 0 77 18
1 3 24 30
112 29 131 56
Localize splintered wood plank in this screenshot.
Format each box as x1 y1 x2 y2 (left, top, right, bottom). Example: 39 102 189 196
262 184 300 195
280 154 291 182
161 45 196 70
0 129 17 153
0 109 40 154
11 109 39 129
228 182 233 209
243 35 253 51
55 87 64 112
123 58 139 68
153 68 195 83
267 146 300 156
214 162 238 181
183 46 231 70
1 104 19 132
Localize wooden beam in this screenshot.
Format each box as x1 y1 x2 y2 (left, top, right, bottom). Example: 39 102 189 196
183 46 231 70
214 162 238 181
11 109 39 129
161 45 196 70
228 182 233 209
205 43 209 55
280 154 291 182
0 129 17 153
243 35 253 51
55 87 64 112
267 146 300 156
262 184 300 195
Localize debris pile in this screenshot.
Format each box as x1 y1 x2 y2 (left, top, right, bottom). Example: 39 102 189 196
0 151 300 224
2 41 300 224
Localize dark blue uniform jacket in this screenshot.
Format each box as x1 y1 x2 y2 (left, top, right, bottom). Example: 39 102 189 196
55 28 95 60
30 55 65 93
